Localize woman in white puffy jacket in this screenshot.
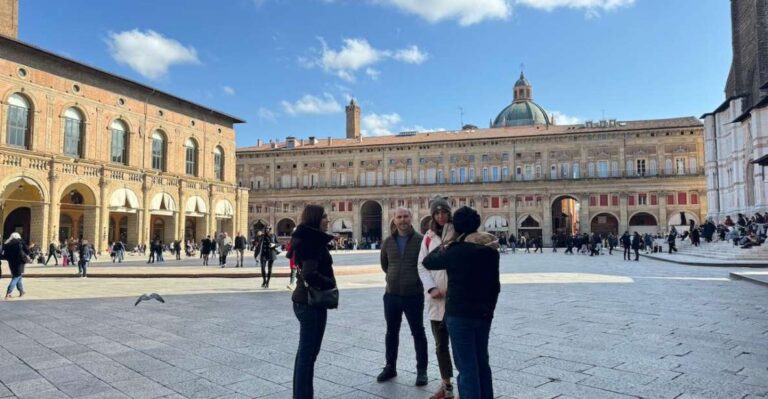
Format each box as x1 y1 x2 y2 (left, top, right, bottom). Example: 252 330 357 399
417 197 457 399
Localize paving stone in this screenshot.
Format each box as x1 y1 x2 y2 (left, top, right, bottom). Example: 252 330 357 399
6 378 56 397
57 378 114 397
518 364 589 383
111 377 175 399
0 365 40 384
225 377 288 397
167 378 234 399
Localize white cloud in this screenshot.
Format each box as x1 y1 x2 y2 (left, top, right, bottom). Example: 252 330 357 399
306 38 429 81
517 0 635 13
281 93 342 115
257 107 277 121
393 45 429 64
106 29 200 80
551 111 581 125
365 68 381 80
362 113 402 136
401 125 446 133
221 85 236 95
381 0 511 26
377 0 635 25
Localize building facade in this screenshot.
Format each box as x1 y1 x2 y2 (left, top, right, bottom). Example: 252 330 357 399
0 4 248 251
703 0 768 220
238 75 706 246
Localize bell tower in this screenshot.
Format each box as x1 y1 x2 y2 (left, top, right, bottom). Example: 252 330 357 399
346 98 361 139
0 0 18 39
513 71 532 102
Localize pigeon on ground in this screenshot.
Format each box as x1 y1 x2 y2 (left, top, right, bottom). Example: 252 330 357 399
134 293 165 306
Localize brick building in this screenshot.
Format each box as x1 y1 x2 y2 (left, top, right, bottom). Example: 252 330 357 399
237 73 707 246
0 0 248 251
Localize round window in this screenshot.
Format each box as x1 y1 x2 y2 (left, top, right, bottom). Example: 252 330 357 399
117 98 126 106
72 84 81 93
17 67 27 78
158 109 164 117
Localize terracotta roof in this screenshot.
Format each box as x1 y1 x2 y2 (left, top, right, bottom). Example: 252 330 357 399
0 35 245 124
237 116 702 153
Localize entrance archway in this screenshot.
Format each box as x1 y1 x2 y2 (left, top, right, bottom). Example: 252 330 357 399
629 212 658 235
591 213 619 236
149 192 177 246
108 188 140 247
518 215 542 242
59 183 98 245
1 176 46 245
419 216 432 234
185 196 208 241
276 218 296 238
214 199 234 237
3 207 31 243
551 195 580 237
361 200 383 243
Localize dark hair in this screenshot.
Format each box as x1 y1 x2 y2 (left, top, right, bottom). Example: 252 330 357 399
429 211 453 234
300 204 326 229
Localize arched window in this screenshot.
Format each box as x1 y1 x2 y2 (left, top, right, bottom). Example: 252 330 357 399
6 93 31 149
185 138 198 176
151 131 166 171
213 146 224 180
63 107 84 157
110 120 128 165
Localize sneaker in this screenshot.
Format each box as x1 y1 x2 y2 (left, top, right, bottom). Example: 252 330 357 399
415 369 428 386
18 291 25 298
431 383 454 399
376 366 397 382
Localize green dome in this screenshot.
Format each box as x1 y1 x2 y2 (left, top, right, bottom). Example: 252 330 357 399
493 100 551 127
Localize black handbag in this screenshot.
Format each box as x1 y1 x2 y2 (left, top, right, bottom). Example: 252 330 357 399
307 285 339 309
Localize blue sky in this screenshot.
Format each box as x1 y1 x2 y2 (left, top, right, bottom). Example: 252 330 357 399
20 0 732 147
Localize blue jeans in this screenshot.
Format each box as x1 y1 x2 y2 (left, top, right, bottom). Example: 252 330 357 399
6 275 23 295
383 293 428 370
293 302 327 399
446 316 493 399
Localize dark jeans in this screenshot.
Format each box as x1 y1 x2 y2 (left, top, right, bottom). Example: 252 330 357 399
623 246 631 260
293 302 327 399
446 316 493 399
45 253 58 265
634 248 640 260
383 293 428 370
430 320 454 380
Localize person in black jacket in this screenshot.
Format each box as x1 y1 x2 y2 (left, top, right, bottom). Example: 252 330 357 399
5 232 30 299
257 227 279 288
291 205 336 399
234 232 247 267
45 241 59 266
423 206 500 399
631 232 642 261
620 231 631 261
201 235 212 266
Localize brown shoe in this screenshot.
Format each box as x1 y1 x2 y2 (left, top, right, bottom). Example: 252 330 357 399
5 293 12 300
19 291 25 297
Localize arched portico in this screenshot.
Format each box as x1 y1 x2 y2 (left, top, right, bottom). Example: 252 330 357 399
629 212 658 235
591 212 619 236
108 187 140 247
214 199 234 237
149 192 177 245
58 182 98 245
185 195 208 242
0 176 48 245
518 214 542 242
360 200 383 245
276 218 296 238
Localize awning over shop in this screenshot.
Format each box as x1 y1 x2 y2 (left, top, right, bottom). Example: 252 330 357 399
109 188 139 213
150 192 176 216
185 196 208 217
215 200 234 219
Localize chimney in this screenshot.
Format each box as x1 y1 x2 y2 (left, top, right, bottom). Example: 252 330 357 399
286 136 296 149
327 137 332 146
299 138 304 146
308 136 317 145
346 98 361 139
256 139 262 147
0 0 18 39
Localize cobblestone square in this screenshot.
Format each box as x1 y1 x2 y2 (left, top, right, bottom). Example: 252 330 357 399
1 252 767 398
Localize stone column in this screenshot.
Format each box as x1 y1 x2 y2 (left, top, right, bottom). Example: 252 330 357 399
352 200 361 242
98 178 109 252
698 189 708 224
580 193 590 233
619 192 628 233
541 194 552 246
509 195 518 239
47 169 59 244
141 178 151 245
177 181 186 240
207 186 215 236
659 191 668 234
381 199 390 239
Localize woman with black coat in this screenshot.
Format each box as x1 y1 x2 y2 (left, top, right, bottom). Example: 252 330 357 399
291 205 336 399
257 226 279 288
5 232 30 299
